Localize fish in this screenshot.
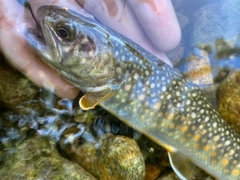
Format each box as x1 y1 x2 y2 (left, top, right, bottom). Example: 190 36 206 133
25 5 240 179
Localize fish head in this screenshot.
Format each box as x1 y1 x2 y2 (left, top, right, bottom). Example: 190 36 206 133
25 5 117 91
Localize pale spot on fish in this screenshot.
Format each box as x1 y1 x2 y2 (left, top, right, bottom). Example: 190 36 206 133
195 144 199 149
116 67 121 73
191 125 197 131
213 122 217 128
145 70 150 76
181 138 185 142
225 140 231 146
133 73 139 80
150 83 155 88
224 169 230 174
139 94 145 101
193 134 200 141
222 159 228 165
167 113 174 120
121 98 126 103
153 103 161 110
205 116 210 122
162 86 167 92
169 123 174 129
124 84 131 91
182 126 188 133
203 145 209 151
229 149 235 155
232 169 240 176
129 56 134 61
115 51 119 56
176 91 180 96
186 100 191 105
167 94 172 100
191 112 196 118
211 152 216 157
158 112 163 117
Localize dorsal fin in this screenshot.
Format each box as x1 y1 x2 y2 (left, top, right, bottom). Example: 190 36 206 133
167 151 197 180
79 87 112 110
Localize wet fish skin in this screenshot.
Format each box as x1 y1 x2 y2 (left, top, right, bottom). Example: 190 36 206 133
25 5 240 179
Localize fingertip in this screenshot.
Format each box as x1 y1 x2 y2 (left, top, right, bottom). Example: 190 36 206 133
129 0 182 52
23 59 79 100
0 4 4 21
54 84 79 100
157 19 181 52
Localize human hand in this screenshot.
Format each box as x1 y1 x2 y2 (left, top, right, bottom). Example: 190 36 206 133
0 0 181 99
0 0 80 99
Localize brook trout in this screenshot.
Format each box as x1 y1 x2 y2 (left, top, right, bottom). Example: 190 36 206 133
25 5 240 179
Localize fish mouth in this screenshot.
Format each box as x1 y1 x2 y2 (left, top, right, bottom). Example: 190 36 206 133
25 26 61 70
25 19 70 75
24 5 55 49
25 25 48 56
24 14 60 68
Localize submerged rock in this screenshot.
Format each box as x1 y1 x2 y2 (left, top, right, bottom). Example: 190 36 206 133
0 54 38 109
0 136 96 179
216 70 240 134
184 49 213 85
59 131 145 180
192 0 240 46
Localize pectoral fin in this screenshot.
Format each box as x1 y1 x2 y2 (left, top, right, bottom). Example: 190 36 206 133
167 151 197 180
79 87 112 110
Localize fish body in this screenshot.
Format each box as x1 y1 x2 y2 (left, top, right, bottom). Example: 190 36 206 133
25 6 240 179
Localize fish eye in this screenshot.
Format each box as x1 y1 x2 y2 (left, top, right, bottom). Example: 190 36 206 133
55 21 76 40
57 27 70 39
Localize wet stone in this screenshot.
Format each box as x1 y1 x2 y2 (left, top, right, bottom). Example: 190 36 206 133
156 170 179 180
59 131 145 180
144 164 163 180
0 54 38 109
190 0 240 78
184 48 213 85
166 41 185 65
0 137 96 180
216 69 240 134
156 169 214 180
192 0 240 46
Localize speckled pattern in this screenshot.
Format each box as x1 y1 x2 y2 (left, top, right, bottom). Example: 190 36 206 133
101 39 240 179
25 6 240 179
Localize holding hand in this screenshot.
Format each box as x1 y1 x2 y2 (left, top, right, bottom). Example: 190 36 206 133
0 0 180 99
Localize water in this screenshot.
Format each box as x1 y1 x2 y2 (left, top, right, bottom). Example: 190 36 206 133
1 0 240 179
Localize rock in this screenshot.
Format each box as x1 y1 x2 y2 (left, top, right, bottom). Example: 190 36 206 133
0 53 38 109
157 170 179 180
190 0 240 77
192 0 240 46
176 13 190 30
0 137 96 179
59 131 145 180
184 48 213 85
144 164 163 180
156 167 214 180
216 69 240 134
166 41 185 65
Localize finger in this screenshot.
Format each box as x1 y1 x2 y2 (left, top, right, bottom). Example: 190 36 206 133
76 0 172 66
28 0 84 19
128 0 181 52
0 29 79 99
0 1 4 21
0 0 79 99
